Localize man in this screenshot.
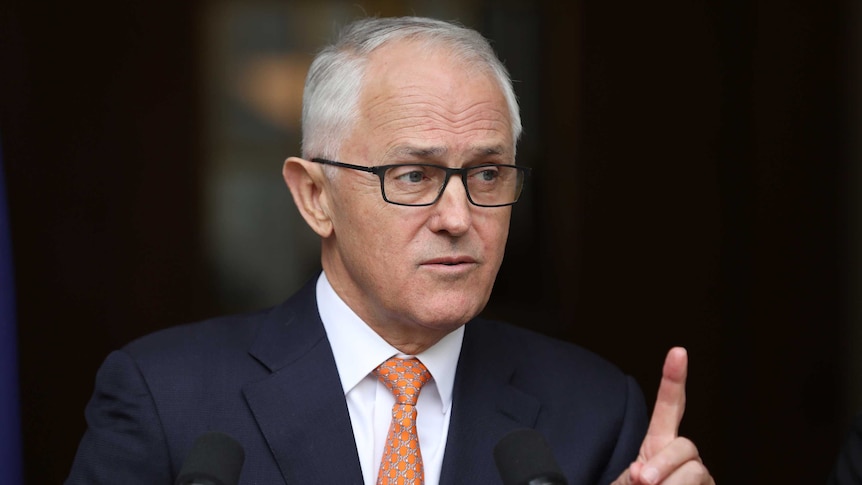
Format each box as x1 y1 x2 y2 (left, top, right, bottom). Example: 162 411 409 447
67 16 713 485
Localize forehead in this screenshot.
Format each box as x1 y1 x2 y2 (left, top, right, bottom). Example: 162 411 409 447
353 40 513 158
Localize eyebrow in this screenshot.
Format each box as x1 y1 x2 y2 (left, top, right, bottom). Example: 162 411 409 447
391 144 510 159
476 145 508 156
396 146 446 158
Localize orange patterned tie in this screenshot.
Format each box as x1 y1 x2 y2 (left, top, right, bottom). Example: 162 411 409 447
374 357 432 485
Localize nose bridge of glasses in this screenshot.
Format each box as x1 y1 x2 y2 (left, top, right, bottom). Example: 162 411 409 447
431 168 473 215
442 166 467 186
438 166 469 199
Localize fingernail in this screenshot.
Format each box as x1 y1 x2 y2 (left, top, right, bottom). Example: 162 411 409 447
642 466 660 485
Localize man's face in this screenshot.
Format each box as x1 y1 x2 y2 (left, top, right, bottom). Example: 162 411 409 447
320 40 515 350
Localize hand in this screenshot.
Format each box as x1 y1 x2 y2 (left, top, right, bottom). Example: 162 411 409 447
613 347 714 485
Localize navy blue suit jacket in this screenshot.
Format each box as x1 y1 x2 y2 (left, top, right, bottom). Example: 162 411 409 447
67 279 648 484
829 412 862 485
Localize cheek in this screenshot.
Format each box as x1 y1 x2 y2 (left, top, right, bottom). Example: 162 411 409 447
478 212 512 256
342 207 421 270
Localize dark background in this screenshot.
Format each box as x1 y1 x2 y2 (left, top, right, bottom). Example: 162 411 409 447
1 0 859 483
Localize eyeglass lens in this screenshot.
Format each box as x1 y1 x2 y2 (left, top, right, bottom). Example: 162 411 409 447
382 165 523 206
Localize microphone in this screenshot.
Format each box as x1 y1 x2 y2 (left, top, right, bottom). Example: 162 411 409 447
175 431 245 485
494 429 568 485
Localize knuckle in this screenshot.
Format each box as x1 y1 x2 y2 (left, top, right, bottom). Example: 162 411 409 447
677 436 700 457
683 460 710 483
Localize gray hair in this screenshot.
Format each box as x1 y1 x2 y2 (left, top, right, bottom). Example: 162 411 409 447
300 16 522 161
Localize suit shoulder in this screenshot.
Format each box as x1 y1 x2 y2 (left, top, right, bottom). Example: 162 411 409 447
120 307 269 367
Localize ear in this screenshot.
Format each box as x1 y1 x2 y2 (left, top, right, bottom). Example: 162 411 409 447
282 157 334 238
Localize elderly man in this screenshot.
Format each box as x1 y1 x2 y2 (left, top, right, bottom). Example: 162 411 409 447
67 16 713 485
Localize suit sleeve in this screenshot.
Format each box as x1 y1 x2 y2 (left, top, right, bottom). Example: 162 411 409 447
596 375 649 485
65 350 173 485
828 412 862 485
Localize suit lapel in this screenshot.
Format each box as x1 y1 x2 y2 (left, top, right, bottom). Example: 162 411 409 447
242 281 363 484
239 284 540 485
439 319 541 484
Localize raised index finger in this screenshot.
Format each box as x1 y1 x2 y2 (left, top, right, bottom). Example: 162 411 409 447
644 347 688 448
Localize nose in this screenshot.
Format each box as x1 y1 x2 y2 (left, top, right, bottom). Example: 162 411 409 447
427 174 472 236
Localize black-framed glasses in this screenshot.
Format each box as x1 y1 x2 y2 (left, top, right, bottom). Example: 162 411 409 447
311 158 530 207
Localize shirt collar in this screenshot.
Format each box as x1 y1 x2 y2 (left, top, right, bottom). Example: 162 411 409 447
316 272 463 412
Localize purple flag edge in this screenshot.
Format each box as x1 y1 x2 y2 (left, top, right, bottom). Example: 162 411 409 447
0 137 24 484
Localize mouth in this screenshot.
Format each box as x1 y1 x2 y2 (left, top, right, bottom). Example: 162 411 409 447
421 256 478 267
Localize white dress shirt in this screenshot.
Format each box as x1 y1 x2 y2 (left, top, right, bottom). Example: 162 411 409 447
317 272 464 485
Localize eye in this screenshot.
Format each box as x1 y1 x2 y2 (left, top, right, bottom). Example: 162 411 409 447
399 170 425 183
389 165 431 184
472 166 500 182
479 169 498 181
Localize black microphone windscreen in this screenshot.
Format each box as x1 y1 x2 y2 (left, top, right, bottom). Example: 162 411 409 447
175 431 245 485
494 429 567 485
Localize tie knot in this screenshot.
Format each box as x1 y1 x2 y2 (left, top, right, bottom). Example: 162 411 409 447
374 357 431 406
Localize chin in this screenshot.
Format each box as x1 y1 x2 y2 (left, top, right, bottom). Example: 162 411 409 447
415 298 487 329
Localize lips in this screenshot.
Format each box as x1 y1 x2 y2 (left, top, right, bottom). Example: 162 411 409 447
421 256 477 266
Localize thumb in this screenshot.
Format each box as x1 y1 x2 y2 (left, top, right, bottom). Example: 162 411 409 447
613 462 643 485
